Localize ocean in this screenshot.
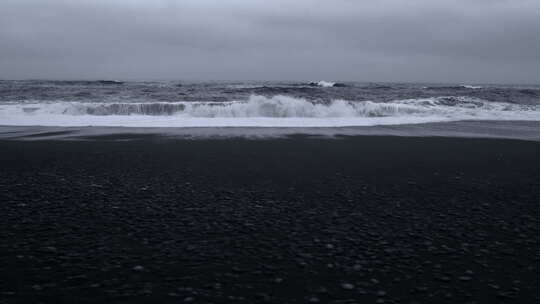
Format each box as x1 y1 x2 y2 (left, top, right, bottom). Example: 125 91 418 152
1 80 539 139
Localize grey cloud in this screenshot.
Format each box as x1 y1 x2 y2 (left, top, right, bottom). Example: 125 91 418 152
1 0 539 83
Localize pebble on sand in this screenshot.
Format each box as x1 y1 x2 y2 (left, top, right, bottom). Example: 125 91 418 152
132 265 144 271
341 283 355 290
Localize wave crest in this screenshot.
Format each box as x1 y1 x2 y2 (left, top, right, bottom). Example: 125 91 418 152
308 81 347 88
4 95 538 117
1 95 539 128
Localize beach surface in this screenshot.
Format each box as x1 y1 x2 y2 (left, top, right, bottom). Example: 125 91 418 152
1 135 539 303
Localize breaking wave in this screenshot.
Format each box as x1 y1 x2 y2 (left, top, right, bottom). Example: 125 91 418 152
308 81 347 88
424 85 483 90
1 95 539 127
18 80 125 86
461 85 483 89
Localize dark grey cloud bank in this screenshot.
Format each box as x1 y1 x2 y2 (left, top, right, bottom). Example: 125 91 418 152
1 0 539 83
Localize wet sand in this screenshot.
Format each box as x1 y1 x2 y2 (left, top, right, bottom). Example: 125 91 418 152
1 136 539 303
2 120 540 141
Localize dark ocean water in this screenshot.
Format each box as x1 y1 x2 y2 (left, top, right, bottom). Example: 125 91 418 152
0 80 539 132
2 80 540 104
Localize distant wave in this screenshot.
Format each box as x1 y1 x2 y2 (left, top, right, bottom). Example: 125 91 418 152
308 81 347 88
229 85 324 95
18 80 125 86
228 81 347 91
424 85 483 90
96 80 124 85
461 85 483 89
1 95 539 128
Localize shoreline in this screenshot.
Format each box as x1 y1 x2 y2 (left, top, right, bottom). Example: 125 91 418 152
1 120 540 141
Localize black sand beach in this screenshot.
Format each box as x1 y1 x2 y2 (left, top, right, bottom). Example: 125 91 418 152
1 135 539 303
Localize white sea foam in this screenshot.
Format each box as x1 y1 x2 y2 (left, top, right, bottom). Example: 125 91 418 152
0 95 539 128
462 85 483 89
316 81 336 87
308 81 338 87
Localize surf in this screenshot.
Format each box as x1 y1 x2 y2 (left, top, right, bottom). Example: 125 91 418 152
1 95 539 127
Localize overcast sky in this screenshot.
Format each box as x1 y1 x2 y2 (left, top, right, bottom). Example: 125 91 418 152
1 0 539 83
